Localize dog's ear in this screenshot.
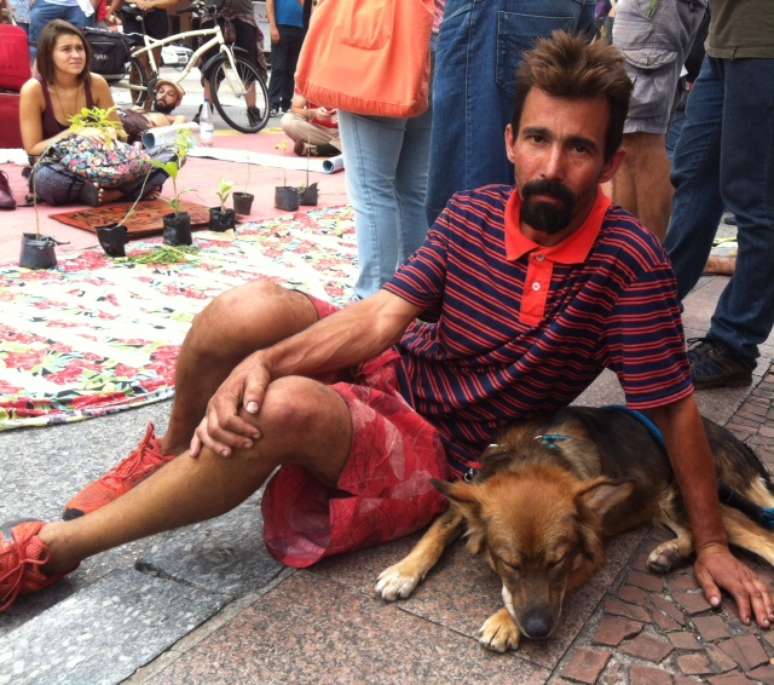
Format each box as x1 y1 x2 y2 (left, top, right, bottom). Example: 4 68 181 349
574 477 635 519
431 479 486 554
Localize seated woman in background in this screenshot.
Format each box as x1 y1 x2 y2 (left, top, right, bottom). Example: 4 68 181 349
19 19 166 206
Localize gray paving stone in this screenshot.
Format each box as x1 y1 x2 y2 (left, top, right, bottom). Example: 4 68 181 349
0 568 227 685
135 494 283 598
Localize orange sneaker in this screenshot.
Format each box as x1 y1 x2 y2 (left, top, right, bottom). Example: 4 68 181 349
62 423 176 520
0 520 70 612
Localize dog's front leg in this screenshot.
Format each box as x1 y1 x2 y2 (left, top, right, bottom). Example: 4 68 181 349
479 607 521 653
376 508 463 601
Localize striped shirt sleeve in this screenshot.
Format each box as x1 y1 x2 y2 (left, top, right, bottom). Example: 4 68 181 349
383 202 452 308
604 254 693 409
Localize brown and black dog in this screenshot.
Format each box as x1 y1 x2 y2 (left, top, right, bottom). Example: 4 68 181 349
375 406 774 652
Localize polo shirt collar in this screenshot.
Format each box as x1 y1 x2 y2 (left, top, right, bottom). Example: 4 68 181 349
504 188 611 264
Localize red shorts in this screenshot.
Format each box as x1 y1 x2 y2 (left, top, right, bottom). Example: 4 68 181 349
261 297 449 568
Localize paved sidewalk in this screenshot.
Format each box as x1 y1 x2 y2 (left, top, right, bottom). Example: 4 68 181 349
3 262 774 684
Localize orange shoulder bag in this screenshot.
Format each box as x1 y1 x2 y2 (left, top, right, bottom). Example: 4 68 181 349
295 0 434 118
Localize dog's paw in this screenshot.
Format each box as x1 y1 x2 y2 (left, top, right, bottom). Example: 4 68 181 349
478 608 520 653
375 563 423 601
647 540 687 574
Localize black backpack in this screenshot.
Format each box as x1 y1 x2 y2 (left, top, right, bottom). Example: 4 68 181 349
84 28 131 82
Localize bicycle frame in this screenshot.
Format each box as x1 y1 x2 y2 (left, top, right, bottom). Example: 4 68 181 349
120 22 246 98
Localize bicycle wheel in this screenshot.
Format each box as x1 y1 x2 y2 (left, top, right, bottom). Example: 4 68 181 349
127 57 151 108
208 54 270 134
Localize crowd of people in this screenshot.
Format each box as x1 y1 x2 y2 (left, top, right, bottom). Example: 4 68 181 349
2 0 774 636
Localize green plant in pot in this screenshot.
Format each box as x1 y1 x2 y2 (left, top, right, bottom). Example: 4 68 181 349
209 178 236 231
17 107 123 269
232 153 254 216
95 168 155 257
273 141 299 212
297 137 318 207
152 128 195 246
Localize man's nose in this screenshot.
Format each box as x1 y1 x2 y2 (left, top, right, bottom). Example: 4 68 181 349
541 145 565 180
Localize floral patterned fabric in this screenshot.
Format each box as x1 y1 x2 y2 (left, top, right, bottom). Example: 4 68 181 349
0 206 356 431
43 135 151 189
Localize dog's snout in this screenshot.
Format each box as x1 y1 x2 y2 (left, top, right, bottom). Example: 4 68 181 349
521 608 553 639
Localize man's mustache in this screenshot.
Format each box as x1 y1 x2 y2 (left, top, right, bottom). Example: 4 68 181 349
521 179 575 207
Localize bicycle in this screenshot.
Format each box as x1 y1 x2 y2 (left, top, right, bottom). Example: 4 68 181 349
108 0 270 134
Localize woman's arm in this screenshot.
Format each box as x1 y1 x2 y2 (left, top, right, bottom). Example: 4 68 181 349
19 79 72 157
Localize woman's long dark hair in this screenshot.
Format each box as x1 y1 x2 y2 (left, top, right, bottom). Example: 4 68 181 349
36 19 92 85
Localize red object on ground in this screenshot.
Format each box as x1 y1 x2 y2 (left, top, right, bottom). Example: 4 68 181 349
0 93 23 149
0 521 70 613
0 25 31 92
62 423 176 519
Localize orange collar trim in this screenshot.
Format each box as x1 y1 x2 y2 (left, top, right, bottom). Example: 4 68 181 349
504 189 612 264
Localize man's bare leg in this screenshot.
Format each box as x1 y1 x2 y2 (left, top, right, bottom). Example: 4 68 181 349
612 132 673 242
39 375 352 575
160 282 320 454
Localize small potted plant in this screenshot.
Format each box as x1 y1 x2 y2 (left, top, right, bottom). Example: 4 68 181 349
21 167 59 269
232 154 254 216
152 128 195 246
209 178 236 231
297 138 318 206
273 141 299 212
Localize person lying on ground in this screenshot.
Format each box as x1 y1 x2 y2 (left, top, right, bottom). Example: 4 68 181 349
280 92 340 157
19 20 169 206
2 31 772 629
117 79 187 144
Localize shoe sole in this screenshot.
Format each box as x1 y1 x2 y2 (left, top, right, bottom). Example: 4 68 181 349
62 508 85 521
692 375 753 390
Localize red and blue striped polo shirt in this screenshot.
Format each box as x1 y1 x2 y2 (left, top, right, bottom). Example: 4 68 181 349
384 184 693 477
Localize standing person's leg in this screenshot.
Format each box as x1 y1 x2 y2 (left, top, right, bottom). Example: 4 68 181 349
425 0 596 225
267 26 289 112
281 26 304 112
664 58 724 299
611 0 707 241
29 1 63 60
706 57 774 365
395 107 432 261
338 112 407 300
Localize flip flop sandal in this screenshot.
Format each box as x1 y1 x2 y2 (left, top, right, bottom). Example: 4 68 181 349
81 182 104 207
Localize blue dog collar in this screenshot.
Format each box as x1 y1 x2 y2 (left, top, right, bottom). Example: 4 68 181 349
605 405 666 452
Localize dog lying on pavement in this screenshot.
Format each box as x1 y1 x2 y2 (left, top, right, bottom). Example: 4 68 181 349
375 406 774 652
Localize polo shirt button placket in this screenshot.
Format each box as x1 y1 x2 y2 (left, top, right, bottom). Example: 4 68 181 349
532 282 541 292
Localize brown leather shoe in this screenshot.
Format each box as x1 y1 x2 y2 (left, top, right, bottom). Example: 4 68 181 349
0 171 16 210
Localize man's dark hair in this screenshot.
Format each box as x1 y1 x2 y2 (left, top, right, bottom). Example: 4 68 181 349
36 20 92 85
510 31 632 160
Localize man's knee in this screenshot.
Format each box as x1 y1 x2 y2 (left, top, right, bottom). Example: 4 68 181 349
188 282 315 357
257 376 348 438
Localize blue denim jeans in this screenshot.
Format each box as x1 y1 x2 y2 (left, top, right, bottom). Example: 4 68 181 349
665 56 774 361
29 2 89 61
338 109 432 300
425 0 596 224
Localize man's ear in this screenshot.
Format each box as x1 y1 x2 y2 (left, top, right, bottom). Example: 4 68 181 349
504 123 517 164
574 476 634 519
599 148 625 184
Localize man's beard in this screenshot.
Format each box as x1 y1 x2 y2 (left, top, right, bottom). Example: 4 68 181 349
520 179 576 234
154 98 175 114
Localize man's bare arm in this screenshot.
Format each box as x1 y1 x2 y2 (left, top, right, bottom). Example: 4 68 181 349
191 290 423 455
648 396 773 626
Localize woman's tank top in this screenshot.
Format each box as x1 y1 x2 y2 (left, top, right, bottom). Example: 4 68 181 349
38 75 95 140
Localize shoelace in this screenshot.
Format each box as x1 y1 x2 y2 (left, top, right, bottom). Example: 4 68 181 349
104 429 164 489
0 532 48 612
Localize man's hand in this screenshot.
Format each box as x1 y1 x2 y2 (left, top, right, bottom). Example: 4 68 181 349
190 354 270 458
270 25 280 43
694 543 774 628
